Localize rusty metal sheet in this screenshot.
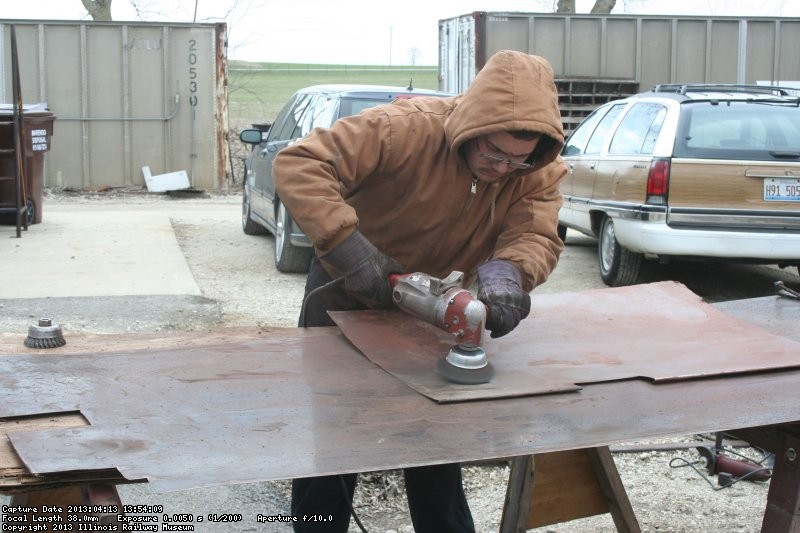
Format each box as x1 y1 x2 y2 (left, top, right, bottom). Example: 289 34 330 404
1 327 406 492
715 295 800 341
330 281 800 403
3 283 800 494
328 310 581 402
3 345 800 495
1 320 800 494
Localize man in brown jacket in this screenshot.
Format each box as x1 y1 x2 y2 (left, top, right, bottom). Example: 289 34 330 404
274 50 567 532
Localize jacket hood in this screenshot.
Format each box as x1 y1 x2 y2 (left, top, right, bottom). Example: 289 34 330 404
445 50 565 168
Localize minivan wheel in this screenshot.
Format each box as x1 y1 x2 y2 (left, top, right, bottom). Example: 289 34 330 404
598 216 642 286
242 188 267 235
275 200 312 273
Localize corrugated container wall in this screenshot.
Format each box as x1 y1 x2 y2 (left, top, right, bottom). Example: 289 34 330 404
0 20 229 191
439 12 800 94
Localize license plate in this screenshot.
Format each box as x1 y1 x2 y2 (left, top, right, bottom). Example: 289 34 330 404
764 177 800 201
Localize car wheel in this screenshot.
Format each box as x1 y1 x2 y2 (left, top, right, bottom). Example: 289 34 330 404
275 200 312 273
598 216 642 286
557 223 567 243
242 188 267 235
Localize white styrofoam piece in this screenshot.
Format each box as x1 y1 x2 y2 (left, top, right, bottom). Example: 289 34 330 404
142 165 191 192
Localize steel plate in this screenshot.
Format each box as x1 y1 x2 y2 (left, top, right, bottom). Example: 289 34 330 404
330 281 800 402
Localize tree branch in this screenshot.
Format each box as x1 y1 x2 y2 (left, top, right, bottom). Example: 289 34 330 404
81 0 113 21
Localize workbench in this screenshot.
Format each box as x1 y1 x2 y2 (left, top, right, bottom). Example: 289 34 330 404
1 282 799 531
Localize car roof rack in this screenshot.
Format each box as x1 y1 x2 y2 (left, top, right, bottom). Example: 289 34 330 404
652 83 792 96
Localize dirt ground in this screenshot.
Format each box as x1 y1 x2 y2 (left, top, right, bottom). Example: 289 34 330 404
1 190 794 532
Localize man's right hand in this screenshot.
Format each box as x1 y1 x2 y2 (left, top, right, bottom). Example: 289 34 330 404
320 230 404 309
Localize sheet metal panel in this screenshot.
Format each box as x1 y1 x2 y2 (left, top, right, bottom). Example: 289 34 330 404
567 18 602 78
438 12 800 94
530 17 565 75
777 20 800 82
331 282 800 403
484 14 529 59
0 21 227 191
746 21 779 84
2 328 800 493
1 283 800 492
605 18 637 80
674 20 707 83
708 20 740 83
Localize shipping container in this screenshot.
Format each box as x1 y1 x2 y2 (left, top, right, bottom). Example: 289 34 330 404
439 12 800 134
0 20 228 191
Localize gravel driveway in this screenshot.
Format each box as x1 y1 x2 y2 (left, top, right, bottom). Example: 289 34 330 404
1 190 789 532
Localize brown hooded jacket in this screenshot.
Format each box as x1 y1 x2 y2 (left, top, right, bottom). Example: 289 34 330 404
273 50 567 291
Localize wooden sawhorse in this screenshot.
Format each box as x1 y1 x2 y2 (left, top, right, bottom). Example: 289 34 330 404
500 446 640 532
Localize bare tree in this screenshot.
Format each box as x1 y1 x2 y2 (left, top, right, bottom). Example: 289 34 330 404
556 0 575 12
81 0 112 21
408 48 422 66
591 0 617 12
557 0 617 13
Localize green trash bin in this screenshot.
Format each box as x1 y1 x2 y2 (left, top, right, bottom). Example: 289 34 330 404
0 105 56 225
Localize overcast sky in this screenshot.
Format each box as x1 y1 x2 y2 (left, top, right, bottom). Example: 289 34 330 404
4 0 799 65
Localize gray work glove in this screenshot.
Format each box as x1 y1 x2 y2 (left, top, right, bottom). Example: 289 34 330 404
320 230 404 309
477 260 531 338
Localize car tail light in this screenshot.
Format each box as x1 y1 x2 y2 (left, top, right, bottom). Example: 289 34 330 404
646 158 670 205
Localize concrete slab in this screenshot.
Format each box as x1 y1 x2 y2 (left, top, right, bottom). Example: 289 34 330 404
0 209 201 299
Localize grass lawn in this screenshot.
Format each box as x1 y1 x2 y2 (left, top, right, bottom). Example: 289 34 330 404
228 61 440 128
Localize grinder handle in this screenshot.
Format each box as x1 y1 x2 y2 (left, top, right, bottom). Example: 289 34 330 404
388 273 408 287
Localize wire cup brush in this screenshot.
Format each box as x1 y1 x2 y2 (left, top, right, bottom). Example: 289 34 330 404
24 318 67 349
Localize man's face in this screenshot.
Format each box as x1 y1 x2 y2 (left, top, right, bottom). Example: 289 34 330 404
466 131 540 183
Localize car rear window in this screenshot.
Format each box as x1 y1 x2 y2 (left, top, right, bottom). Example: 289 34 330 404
339 98 394 118
674 101 800 161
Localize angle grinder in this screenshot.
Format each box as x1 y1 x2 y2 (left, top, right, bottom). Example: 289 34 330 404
389 271 494 385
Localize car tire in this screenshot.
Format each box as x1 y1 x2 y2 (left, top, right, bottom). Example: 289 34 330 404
25 198 36 225
275 200 312 273
598 216 642 287
557 223 567 243
242 188 267 235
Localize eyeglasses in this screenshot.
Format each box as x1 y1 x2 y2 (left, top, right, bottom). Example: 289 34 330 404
476 138 534 170
478 153 533 170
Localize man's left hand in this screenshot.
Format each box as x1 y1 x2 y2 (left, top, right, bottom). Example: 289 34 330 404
476 260 531 338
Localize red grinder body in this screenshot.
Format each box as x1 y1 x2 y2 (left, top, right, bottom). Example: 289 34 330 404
388 271 494 384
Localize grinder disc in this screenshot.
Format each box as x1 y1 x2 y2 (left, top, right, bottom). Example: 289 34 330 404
436 345 495 385
24 318 66 349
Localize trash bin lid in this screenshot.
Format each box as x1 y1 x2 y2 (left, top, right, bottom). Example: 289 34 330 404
0 103 53 118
